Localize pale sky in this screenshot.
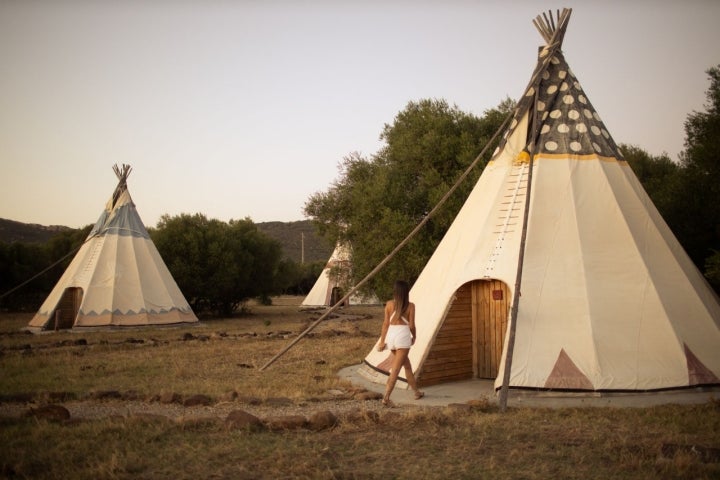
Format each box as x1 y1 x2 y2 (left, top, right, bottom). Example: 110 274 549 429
1 0 719 228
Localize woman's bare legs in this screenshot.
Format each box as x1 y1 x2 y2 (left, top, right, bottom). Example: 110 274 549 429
401 354 424 399
383 349 405 405
383 348 424 405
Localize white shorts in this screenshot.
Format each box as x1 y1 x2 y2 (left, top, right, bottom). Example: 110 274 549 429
386 324 413 350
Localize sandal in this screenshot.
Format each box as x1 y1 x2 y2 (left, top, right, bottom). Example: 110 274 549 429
381 398 395 408
414 390 425 400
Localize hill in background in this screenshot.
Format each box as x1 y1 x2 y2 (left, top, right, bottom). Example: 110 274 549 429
0 218 72 244
0 218 332 264
256 220 332 263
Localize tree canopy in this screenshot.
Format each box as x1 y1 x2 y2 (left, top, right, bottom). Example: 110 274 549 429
150 214 282 316
674 65 720 288
619 144 679 216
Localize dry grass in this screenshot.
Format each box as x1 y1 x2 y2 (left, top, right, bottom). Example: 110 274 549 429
0 299 378 399
1 297 719 479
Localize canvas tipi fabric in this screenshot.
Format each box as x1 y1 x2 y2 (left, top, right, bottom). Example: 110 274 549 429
301 242 379 307
28 165 198 331
360 9 720 391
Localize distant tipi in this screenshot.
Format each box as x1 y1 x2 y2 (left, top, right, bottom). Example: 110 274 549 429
301 242 378 308
28 165 198 331
360 9 720 391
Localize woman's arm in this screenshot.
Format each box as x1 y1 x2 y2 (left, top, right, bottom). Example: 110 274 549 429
377 301 391 351
408 303 416 344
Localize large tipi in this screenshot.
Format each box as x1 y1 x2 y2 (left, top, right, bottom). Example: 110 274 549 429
360 9 720 392
28 165 198 331
301 242 378 308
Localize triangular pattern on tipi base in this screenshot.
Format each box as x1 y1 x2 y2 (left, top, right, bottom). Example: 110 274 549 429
543 349 593 390
686 344 720 386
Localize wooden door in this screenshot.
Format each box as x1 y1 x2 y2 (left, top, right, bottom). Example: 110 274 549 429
472 280 510 379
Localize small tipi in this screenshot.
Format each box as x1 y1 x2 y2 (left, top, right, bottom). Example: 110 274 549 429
301 242 378 308
28 165 198 331
360 9 720 392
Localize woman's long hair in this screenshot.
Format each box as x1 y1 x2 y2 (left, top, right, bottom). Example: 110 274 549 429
393 280 410 316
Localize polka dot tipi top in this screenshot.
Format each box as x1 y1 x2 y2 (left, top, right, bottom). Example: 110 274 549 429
497 49 623 160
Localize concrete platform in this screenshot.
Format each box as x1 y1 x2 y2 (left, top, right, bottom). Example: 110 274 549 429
339 364 720 409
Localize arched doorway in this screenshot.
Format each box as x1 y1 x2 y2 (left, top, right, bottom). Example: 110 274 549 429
52 287 83 330
418 279 510 386
330 286 346 307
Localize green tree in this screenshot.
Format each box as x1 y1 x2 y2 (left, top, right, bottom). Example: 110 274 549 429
0 241 49 310
274 258 302 295
304 98 513 296
298 261 326 295
273 259 326 296
151 214 282 316
672 65 720 289
706 251 720 288
44 225 93 265
619 144 680 216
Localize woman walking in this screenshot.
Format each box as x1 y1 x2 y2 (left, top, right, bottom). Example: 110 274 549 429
376 280 424 406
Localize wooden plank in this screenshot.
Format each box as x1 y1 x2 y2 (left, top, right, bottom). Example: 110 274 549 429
435 322 472 332
423 356 473 368
422 369 473 377
433 337 470 346
437 325 472 335
420 367 472 379
488 280 498 375
435 329 472 339
419 281 473 386
423 350 473 361
482 281 492 377
471 280 479 378
434 330 472 339
419 371 473 387
430 342 471 352
432 339 471 348
421 365 473 378
425 344 472 355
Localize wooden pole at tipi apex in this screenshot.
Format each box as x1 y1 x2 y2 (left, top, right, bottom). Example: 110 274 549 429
260 110 517 372
498 8 572 412
111 163 132 208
